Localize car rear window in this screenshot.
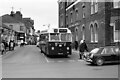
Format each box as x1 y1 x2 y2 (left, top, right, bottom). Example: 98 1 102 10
113 47 120 53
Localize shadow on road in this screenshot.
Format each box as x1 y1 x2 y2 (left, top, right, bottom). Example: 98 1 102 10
46 55 70 58
86 62 120 67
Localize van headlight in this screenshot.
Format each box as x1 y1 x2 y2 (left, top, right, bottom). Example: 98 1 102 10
67 47 69 50
51 47 54 50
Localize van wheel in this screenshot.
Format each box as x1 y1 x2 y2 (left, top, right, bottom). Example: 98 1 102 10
96 58 104 66
64 55 68 58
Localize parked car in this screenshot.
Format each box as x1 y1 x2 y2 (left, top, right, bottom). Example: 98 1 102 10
84 46 120 66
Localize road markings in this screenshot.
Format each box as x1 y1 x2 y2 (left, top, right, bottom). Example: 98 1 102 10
68 60 75 62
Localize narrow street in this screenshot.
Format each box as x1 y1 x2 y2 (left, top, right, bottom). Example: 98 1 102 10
2 45 119 78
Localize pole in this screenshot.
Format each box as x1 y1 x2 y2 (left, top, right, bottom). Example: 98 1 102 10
0 17 2 54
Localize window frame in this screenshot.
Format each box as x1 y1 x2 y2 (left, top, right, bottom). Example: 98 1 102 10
110 23 120 42
113 0 120 8
91 0 94 15
95 0 98 13
90 24 94 42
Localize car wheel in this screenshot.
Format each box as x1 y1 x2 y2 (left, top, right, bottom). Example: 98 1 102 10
96 58 104 66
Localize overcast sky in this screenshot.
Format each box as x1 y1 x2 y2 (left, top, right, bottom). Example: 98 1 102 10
0 0 58 31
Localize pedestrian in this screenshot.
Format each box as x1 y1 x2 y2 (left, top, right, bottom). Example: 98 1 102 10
74 41 78 50
79 40 88 59
0 41 5 55
20 40 24 47
9 40 14 51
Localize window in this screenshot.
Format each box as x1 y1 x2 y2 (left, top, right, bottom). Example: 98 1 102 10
114 20 120 42
50 33 59 41
60 14 63 27
90 24 94 42
20 26 24 31
70 11 73 23
82 25 85 40
61 2 64 9
91 0 94 14
75 27 78 41
75 9 78 21
66 14 68 25
105 48 113 54
82 2 85 18
113 0 120 8
94 23 98 42
110 21 120 42
9 25 13 30
95 0 98 13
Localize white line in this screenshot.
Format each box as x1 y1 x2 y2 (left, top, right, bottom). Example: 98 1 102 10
68 60 75 62
58 61 64 62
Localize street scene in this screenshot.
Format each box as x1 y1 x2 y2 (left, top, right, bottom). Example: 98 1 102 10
2 45 119 78
0 0 120 79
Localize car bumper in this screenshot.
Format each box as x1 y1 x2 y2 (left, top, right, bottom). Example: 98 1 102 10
84 58 93 63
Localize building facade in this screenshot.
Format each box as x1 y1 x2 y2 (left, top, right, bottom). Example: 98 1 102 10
23 18 35 44
58 0 120 50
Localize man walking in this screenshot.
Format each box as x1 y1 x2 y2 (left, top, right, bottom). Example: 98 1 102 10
79 40 88 59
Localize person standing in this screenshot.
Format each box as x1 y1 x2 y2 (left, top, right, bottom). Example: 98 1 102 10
0 41 5 55
79 40 88 59
74 41 78 50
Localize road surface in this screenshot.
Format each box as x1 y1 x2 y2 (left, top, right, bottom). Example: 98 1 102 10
2 45 119 78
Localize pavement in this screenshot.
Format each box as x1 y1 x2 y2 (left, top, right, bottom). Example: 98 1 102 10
0 46 20 58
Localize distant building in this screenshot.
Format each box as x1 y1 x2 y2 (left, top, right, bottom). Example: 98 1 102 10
58 0 120 50
2 11 26 43
23 18 35 44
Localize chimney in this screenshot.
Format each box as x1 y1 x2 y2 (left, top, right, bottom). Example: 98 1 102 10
15 11 23 21
10 11 15 17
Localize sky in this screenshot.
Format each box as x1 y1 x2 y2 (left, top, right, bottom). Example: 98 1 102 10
0 0 58 31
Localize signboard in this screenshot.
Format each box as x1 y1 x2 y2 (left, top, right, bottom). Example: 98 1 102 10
59 29 67 33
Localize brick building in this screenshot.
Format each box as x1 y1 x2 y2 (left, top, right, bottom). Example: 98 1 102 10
58 0 120 50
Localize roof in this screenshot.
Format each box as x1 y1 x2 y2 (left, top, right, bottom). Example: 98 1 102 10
40 28 71 34
2 14 21 23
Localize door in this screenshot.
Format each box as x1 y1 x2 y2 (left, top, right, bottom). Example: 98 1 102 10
113 47 120 62
103 48 116 62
